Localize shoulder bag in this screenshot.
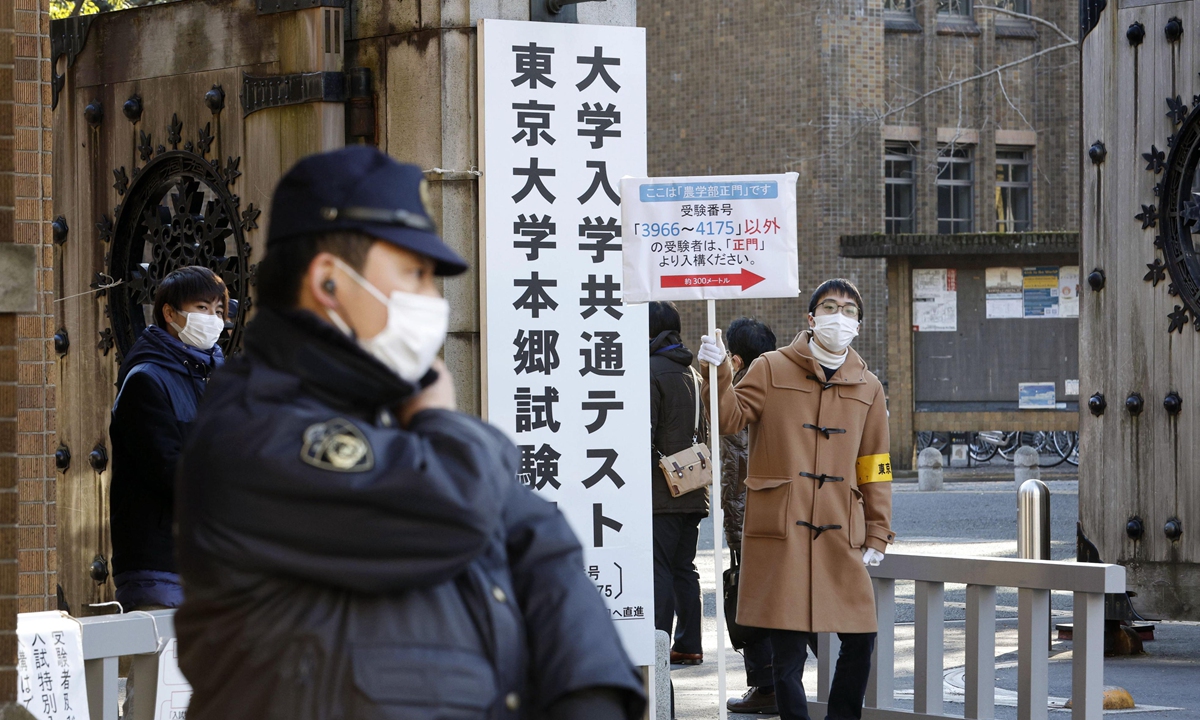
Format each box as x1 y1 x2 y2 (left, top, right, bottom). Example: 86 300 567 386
657 368 712 497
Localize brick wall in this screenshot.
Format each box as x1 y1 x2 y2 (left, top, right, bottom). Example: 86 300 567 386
12 0 54 621
0 0 55 696
640 1 1081 386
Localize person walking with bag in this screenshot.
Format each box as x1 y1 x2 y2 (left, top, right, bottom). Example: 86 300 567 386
719 318 779 715
649 300 709 666
698 279 895 720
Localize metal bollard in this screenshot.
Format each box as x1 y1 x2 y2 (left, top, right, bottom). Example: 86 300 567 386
1017 478 1051 560
1018 478 1052 649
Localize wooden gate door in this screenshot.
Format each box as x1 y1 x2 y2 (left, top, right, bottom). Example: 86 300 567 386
1080 1 1200 619
52 0 347 614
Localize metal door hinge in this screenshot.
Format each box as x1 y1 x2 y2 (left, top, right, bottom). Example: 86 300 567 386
241 71 347 118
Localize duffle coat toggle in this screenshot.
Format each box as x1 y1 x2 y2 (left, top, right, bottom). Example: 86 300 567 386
796 520 843 539
803 423 846 439
806 374 836 390
798 471 843 489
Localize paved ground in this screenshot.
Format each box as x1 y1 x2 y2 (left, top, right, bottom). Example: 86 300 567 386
669 475 1200 719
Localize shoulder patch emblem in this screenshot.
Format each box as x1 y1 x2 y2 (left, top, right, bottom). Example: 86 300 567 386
301 418 374 472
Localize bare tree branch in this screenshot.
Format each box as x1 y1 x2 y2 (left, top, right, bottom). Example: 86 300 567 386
997 68 1033 130
871 38 1077 125
975 4 1076 44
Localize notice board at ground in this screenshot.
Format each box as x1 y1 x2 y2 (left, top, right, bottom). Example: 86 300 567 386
478 18 652 665
912 257 1079 411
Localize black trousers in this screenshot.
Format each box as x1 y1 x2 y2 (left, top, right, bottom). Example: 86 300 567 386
768 629 875 720
652 513 704 654
742 635 774 687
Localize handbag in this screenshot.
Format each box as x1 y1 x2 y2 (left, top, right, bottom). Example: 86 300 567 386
723 551 769 650
657 368 712 497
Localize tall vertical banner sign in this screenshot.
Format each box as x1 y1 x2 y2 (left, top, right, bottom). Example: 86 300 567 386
478 19 652 665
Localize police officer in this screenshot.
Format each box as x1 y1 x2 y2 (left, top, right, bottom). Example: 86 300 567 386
174 146 646 720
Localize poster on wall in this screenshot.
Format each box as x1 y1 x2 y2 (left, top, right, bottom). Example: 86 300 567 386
912 268 957 332
1023 266 1060 318
985 266 1023 319
1018 382 1057 409
1058 265 1080 318
478 18 654 665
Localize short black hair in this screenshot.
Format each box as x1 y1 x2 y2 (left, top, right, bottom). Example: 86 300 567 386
648 301 681 337
153 266 228 328
255 231 375 311
808 278 864 321
726 317 777 367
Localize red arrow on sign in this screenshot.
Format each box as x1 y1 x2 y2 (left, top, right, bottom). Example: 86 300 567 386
660 268 766 291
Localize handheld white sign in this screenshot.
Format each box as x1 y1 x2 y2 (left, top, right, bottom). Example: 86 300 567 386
621 173 800 302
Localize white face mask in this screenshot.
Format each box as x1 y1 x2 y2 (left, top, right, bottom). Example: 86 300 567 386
170 311 224 350
327 257 449 384
811 313 860 354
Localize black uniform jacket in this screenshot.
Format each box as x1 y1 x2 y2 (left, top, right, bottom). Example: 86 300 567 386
175 308 645 720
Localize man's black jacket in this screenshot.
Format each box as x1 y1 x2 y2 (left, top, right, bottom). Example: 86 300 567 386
110 324 221 579
175 308 645 720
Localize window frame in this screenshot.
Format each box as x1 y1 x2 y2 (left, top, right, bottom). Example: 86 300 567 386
884 143 917 234
995 147 1033 233
993 0 1029 14
883 0 913 12
937 0 972 16
937 146 975 234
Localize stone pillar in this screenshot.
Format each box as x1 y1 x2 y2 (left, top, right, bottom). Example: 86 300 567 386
345 0 637 418
1013 446 1039 485
917 447 943 491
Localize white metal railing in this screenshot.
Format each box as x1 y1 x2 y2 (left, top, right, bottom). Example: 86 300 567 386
72 554 1123 720
807 552 1125 720
78 609 177 720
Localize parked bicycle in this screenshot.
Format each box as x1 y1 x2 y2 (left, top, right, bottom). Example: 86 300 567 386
916 430 1078 467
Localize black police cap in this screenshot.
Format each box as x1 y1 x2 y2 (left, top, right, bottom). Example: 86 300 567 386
267 146 468 276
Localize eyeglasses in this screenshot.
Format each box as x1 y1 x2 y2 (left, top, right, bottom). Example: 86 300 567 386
814 300 860 319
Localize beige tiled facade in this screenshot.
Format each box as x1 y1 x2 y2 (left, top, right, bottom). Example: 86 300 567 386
640 1 1080 388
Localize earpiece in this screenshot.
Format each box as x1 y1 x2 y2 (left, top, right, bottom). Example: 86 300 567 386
322 279 336 294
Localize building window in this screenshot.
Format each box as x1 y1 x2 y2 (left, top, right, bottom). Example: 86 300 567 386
883 0 912 10
937 146 974 234
993 0 1029 13
937 0 971 15
995 148 1032 232
885 145 916 234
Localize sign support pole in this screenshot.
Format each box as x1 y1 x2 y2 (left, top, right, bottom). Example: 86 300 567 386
708 297 728 720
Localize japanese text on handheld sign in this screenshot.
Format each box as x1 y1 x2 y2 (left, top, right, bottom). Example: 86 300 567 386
621 173 799 302
478 18 653 665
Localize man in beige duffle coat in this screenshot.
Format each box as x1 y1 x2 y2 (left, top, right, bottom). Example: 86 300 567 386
698 278 895 720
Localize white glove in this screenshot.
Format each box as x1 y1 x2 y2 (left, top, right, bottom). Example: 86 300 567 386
697 331 726 367
862 548 885 567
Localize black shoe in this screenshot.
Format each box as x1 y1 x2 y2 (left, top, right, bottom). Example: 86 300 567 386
727 686 778 714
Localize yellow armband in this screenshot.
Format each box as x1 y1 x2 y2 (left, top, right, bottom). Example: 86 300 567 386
856 453 893 485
